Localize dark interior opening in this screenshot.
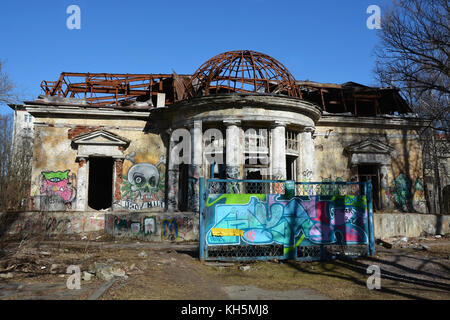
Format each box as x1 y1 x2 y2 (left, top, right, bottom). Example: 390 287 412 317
286 155 297 181
245 170 264 193
88 157 113 210
443 185 450 214
210 163 226 179
357 164 381 211
246 170 262 180
178 163 189 211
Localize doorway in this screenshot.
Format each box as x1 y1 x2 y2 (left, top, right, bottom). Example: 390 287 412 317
286 155 297 181
443 185 450 214
88 157 113 210
357 164 381 210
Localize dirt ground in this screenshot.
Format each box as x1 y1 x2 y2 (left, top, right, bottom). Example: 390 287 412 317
0 235 449 300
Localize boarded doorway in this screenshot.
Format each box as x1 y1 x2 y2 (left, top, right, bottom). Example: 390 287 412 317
88 157 113 210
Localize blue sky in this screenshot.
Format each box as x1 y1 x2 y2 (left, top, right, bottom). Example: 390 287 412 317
0 0 387 115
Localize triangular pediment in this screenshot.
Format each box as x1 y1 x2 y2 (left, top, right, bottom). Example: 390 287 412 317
345 139 394 154
72 130 130 146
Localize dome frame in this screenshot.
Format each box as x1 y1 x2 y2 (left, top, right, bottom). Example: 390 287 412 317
185 50 302 99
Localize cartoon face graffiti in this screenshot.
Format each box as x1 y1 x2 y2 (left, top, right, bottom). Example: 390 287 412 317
40 170 76 203
127 163 160 201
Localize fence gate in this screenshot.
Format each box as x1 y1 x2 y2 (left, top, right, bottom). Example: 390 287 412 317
199 178 375 261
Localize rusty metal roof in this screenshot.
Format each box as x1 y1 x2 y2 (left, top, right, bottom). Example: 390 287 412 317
32 51 413 117
184 50 301 99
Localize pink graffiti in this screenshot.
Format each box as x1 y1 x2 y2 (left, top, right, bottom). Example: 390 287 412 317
303 198 366 243
40 178 74 202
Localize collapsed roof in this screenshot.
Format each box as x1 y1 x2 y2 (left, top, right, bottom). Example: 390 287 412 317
29 50 413 117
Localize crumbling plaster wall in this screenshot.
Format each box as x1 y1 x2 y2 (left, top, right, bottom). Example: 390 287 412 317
314 124 426 213
30 116 166 212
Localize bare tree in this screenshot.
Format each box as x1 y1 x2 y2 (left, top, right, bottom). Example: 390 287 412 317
0 61 18 105
374 0 449 214
0 61 31 211
375 0 449 132
0 114 13 210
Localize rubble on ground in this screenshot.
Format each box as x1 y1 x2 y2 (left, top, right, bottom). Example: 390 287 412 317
378 234 447 250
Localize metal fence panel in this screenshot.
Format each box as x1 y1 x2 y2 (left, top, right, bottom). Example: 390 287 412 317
199 178 375 261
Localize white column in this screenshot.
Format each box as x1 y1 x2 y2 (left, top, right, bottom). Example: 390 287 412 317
225 120 241 179
76 157 88 211
188 121 203 212
296 132 303 182
271 121 287 180
167 129 179 211
300 127 315 181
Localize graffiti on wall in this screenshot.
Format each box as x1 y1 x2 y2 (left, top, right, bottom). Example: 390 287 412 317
385 173 426 212
205 194 369 253
2 214 105 235
105 214 194 240
116 153 165 210
39 170 77 208
144 217 156 235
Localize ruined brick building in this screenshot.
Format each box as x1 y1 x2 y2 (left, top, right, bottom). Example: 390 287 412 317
14 50 444 217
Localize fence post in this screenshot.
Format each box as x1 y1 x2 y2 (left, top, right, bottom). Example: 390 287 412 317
365 180 376 256
284 180 295 200
199 177 206 260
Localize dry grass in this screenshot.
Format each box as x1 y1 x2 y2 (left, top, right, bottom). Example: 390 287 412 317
1 240 449 300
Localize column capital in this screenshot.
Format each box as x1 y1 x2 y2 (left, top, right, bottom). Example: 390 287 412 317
271 120 288 128
223 119 241 127
188 120 203 130
302 126 315 133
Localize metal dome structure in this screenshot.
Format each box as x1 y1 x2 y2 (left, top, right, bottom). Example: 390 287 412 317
185 50 302 99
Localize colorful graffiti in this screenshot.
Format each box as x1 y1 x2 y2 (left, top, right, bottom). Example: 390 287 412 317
39 170 77 205
386 174 426 212
162 218 178 240
391 173 412 211
144 217 156 235
412 179 426 213
205 193 369 257
1 213 105 235
105 214 195 240
117 153 165 210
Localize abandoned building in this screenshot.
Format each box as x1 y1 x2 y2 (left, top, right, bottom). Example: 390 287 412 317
12 49 446 219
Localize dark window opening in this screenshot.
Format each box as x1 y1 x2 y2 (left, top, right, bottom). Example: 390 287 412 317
246 170 262 180
356 101 377 117
286 155 297 181
178 163 189 211
88 157 113 210
357 164 381 211
443 185 450 214
245 170 264 194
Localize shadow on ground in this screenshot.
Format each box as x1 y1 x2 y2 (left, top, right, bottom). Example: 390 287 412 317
287 249 450 300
